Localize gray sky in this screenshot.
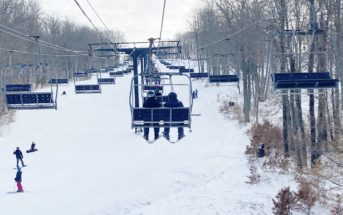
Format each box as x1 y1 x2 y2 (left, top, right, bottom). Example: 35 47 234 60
39 0 200 42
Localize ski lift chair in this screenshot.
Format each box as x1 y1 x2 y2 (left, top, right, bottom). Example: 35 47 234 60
130 73 193 129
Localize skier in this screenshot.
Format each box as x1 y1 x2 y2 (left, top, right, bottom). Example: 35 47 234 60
143 91 161 140
192 91 196 99
62 91 66 95
195 89 198 98
163 92 185 140
14 167 23 192
13 147 25 167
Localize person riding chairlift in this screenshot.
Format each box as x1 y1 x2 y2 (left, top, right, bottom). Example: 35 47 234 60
143 91 161 140
163 92 185 140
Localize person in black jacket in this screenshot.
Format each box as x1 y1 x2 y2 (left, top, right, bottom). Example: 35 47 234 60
143 91 161 140
163 92 185 140
13 147 25 167
15 167 23 192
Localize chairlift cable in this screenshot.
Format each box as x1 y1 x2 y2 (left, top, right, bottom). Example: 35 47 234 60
0 25 88 55
86 0 112 36
0 23 87 53
0 47 83 57
74 0 113 51
157 0 167 50
0 23 87 54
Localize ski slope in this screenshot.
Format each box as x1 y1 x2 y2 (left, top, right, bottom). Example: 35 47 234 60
0 71 297 215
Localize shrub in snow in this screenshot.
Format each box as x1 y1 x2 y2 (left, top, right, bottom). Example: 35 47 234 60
294 181 317 214
246 164 261 184
330 195 343 215
219 99 243 122
272 187 296 215
245 121 282 157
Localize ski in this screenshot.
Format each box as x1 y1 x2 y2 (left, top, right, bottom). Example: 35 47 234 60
13 165 27 169
164 135 185 144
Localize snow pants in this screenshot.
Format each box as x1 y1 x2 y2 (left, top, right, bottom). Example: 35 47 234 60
17 182 23 192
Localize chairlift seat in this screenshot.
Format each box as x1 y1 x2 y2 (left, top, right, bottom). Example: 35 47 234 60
48 79 68 84
190 73 209 79
86 68 99 73
283 29 325 35
272 72 339 89
98 78 115 84
179 68 194 73
209 75 239 83
167 65 185 70
73 72 89 78
109 71 124 77
132 107 190 128
75 84 101 93
6 92 55 109
6 84 31 92
143 85 163 92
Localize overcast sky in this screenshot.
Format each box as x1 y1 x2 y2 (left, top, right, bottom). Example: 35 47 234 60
39 0 200 42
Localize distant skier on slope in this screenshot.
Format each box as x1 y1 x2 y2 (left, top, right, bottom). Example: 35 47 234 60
163 92 185 140
257 144 265 158
13 147 25 167
143 91 161 140
14 167 23 192
26 142 38 153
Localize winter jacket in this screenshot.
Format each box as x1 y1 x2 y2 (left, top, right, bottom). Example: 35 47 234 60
143 97 161 108
13 149 23 159
15 171 22 182
165 92 183 108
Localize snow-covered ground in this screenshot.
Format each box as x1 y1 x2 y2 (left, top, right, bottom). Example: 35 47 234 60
0 66 322 214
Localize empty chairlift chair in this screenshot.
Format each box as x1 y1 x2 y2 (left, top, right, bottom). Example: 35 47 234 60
208 74 239 83
75 84 101 94
48 79 69 84
73 71 101 94
5 84 56 110
97 77 116 84
190 72 209 79
109 71 124 77
271 72 339 90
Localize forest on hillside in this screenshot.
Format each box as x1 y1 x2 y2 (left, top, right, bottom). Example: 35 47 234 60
0 0 124 112
178 0 343 212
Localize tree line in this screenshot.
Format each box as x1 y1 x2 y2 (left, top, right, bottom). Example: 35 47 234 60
178 0 343 169
0 0 124 112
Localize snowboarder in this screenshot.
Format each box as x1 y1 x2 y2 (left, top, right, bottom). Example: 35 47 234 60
14 167 23 192
163 92 185 140
26 142 38 153
13 147 25 167
143 91 161 140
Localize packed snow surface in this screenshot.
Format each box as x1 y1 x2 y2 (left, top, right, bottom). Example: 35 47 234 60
0 71 295 215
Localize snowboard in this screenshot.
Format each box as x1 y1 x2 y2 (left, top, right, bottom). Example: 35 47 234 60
7 191 26 194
